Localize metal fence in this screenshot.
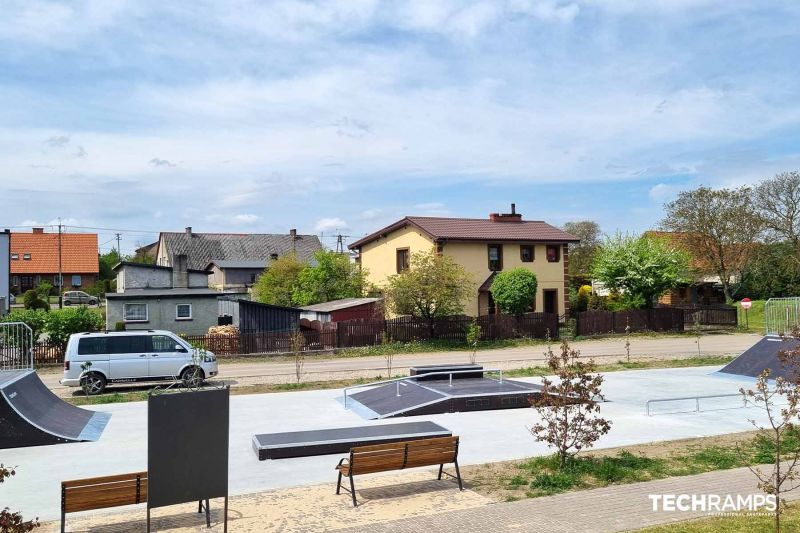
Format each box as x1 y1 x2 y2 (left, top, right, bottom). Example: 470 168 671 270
672 305 738 327
0 322 34 371
765 297 800 335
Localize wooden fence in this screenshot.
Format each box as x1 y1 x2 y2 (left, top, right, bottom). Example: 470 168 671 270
576 308 685 336
673 305 738 327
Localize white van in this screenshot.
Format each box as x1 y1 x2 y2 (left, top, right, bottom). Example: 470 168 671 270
61 330 219 395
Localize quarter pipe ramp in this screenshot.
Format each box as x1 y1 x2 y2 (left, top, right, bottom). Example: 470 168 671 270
0 370 110 449
719 335 800 380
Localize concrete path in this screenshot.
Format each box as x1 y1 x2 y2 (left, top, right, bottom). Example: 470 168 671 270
339 464 798 533
38 332 760 395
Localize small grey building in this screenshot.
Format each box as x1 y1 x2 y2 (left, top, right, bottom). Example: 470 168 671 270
106 257 219 335
0 229 9 316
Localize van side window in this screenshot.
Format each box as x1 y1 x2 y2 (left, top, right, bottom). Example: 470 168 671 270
78 337 108 355
152 335 177 353
109 335 150 354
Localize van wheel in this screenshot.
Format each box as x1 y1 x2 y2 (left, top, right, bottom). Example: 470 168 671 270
180 367 205 388
80 372 106 395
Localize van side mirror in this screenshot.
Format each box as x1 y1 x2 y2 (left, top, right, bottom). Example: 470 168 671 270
176 345 188 353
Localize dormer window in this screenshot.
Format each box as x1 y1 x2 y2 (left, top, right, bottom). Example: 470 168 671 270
22 253 31 260
11 253 18 260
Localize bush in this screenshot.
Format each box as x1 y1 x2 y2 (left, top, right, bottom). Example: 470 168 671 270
22 290 48 311
1 310 49 340
490 268 538 315
114 321 126 331
45 308 105 348
35 280 54 300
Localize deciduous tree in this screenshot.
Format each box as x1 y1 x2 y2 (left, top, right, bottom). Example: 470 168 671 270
530 339 611 468
293 250 367 305
563 220 601 283
661 186 763 302
590 233 689 308
252 254 303 307
755 171 800 262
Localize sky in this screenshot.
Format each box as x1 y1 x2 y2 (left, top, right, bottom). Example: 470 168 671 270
1 1 800 254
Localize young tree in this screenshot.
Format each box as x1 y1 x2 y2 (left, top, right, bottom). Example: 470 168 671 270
293 250 367 305
591 233 690 308
252 254 304 307
755 171 800 262
384 249 475 335
563 220 601 283
490 268 538 315
740 365 800 533
290 330 305 384
530 339 612 468
465 319 481 365
661 186 763 302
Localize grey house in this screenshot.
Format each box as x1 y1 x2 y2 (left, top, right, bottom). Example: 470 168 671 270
106 257 219 335
154 227 322 294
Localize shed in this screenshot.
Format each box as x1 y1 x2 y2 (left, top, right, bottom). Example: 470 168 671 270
219 297 300 332
299 297 382 323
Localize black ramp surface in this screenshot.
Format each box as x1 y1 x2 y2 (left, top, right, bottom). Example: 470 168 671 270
253 421 451 460
350 381 446 416
421 378 541 395
0 370 111 449
720 336 800 379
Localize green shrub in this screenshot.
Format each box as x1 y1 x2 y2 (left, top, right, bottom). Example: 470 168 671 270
35 280 54 299
529 471 579 493
114 321 126 331
45 307 105 348
1 309 49 340
490 268 538 315
22 290 48 311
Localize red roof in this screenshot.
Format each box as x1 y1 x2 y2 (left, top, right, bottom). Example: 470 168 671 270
350 216 579 249
10 231 99 274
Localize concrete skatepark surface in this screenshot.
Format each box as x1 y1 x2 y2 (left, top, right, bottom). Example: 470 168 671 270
5 365 766 522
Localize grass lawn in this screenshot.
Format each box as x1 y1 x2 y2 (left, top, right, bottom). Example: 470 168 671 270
734 299 765 333
637 503 798 532
464 428 800 503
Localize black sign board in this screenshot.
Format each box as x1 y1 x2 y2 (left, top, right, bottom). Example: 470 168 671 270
147 386 229 528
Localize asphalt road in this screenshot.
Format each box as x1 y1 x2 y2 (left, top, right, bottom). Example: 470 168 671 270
40 332 760 395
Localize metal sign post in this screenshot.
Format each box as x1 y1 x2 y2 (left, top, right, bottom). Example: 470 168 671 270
741 298 752 330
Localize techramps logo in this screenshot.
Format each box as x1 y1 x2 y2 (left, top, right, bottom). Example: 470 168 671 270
649 493 777 516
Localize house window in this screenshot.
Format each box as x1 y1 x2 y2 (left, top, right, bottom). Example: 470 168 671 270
123 303 148 322
396 248 410 273
10 253 18 260
546 245 560 263
22 253 31 260
176 303 192 320
488 244 503 271
520 245 534 263
71 275 82 287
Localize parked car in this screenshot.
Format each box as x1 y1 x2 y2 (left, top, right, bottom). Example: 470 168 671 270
60 330 218 395
8 293 15 305
63 291 99 306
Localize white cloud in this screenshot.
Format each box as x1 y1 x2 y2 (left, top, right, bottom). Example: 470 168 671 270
233 214 260 225
648 183 679 203
315 217 349 233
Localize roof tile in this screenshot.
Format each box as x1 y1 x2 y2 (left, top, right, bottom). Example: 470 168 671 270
10 232 98 274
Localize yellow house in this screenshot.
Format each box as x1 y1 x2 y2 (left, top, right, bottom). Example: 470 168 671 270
349 205 579 317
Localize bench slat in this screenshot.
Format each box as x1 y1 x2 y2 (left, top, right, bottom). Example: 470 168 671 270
62 472 147 488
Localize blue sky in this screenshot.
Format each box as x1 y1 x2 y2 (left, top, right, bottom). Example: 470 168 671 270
1 1 799 253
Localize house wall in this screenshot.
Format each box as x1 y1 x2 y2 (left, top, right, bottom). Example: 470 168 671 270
208 265 224 289
106 296 218 336
117 265 207 292
358 225 435 287
10 273 98 293
0 231 9 315
442 242 567 316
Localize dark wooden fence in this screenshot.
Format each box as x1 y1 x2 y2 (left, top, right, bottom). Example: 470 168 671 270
576 308 685 336
672 305 738 327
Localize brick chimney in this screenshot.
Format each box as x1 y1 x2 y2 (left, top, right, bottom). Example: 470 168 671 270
172 254 188 288
185 226 193 237
32 227 44 234
289 228 297 238
489 203 523 222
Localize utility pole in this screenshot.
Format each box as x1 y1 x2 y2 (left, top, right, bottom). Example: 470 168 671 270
115 233 122 260
336 234 344 254
57 218 63 309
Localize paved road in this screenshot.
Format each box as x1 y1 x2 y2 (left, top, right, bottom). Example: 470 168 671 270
339 462 798 533
40 332 760 395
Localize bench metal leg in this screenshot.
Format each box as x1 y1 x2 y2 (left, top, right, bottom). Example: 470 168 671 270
437 464 444 480
349 475 358 506
61 511 65 533
205 499 211 528
223 496 228 533
336 471 343 494
454 460 463 491
146 507 151 533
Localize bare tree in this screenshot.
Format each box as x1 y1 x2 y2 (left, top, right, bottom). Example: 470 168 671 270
290 331 305 384
530 339 612 468
739 366 800 533
661 186 763 302
756 171 800 263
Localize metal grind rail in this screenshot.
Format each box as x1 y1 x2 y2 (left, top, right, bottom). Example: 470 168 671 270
646 393 747 416
343 368 505 408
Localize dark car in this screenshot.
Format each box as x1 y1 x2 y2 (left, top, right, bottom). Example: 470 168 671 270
63 291 99 306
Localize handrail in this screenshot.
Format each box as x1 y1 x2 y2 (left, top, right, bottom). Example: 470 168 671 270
646 393 746 416
343 368 504 408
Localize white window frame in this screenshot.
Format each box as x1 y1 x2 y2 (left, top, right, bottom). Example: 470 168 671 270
175 303 193 321
123 303 149 323
22 253 31 260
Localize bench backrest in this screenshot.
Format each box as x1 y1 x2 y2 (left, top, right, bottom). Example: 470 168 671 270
62 472 148 513
348 436 458 475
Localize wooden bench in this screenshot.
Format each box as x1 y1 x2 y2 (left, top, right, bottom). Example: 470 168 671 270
61 472 210 533
335 435 462 506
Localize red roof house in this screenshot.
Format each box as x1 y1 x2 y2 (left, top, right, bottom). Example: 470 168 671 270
10 228 99 293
